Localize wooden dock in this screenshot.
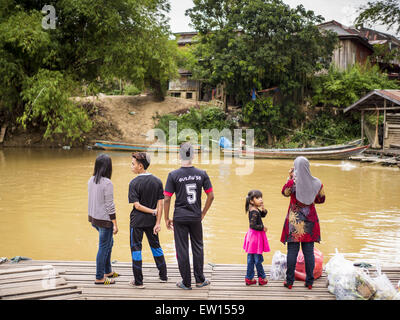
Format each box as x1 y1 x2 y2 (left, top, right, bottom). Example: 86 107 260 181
350 151 400 167
0 260 399 300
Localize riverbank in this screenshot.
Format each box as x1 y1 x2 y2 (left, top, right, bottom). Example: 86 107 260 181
0 94 204 148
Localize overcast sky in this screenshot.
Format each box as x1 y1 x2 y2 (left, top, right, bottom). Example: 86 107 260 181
166 0 397 36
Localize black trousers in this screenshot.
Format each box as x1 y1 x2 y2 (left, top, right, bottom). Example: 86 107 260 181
173 220 205 288
130 227 167 285
286 242 315 286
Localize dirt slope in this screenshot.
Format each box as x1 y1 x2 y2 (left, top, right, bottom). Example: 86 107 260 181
81 94 205 144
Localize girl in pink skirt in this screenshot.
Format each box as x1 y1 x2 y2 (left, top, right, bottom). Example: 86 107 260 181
243 190 270 286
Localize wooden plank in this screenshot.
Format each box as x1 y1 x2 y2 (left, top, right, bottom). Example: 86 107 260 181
208 295 335 300
0 265 56 275
208 290 334 297
209 282 329 289
63 276 206 284
0 269 64 281
0 279 68 297
2 288 82 300
0 275 61 287
81 287 209 299
41 293 84 300
81 295 207 300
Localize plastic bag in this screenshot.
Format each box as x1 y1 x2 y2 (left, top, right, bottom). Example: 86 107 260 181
325 249 359 299
372 261 397 300
325 249 354 293
295 248 323 281
333 275 358 300
332 269 376 300
354 268 376 300
269 250 287 280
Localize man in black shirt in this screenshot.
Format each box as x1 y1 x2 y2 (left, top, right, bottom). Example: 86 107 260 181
164 142 214 290
128 152 167 288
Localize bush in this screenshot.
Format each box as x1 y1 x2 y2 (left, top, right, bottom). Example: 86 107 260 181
19 69 92 142
288 111 360 147
153 105 237 142
124 84 141 96
241 97 302 146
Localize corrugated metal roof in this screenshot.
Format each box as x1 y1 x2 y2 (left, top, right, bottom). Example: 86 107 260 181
344 90 400 113
319 23 353 36
369 39 388 45
318 20 372 49
381 90 400 103
178 68 192 75
177 38 193 45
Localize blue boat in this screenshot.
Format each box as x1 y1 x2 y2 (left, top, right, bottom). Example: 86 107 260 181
92 140 203 153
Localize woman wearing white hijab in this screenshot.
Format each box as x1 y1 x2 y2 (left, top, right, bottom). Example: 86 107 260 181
280 156 325 290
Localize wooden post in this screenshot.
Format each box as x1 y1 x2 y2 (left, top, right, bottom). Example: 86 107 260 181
196 81 201 101
382 99 387 152
372 108 381 149
0 124 7 144
361 110 364 142
223 82 228 112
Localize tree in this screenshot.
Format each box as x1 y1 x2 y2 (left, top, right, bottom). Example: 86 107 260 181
241 97 289 145
311 63 400 109
185 0 338 107
0 0 178 141
355 0 400 35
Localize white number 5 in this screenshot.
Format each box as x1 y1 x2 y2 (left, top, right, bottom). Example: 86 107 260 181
185 184 197 204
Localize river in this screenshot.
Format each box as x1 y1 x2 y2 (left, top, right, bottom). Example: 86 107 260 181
1 148 399 266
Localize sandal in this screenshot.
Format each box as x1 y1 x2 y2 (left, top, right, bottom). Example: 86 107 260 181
196 279 210 288
105 271 120 278
94 278 115 285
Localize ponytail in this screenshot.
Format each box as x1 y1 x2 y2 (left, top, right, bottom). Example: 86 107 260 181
245 189 263 213
245 196 251 213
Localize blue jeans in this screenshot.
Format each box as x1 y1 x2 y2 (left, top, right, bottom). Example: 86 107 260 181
286 242 315 286
246 254 266 280
92 224 114 280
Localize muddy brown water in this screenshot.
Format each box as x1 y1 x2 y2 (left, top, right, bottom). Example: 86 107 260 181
1 148 399 266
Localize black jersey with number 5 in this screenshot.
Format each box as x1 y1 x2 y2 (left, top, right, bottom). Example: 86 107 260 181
164 166 213 221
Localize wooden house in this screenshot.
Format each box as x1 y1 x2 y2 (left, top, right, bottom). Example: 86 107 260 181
175 31 198 47
167 68 201 100
344 90 400 151
318 20 374 70
167 33 201 101
358 27 400 80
